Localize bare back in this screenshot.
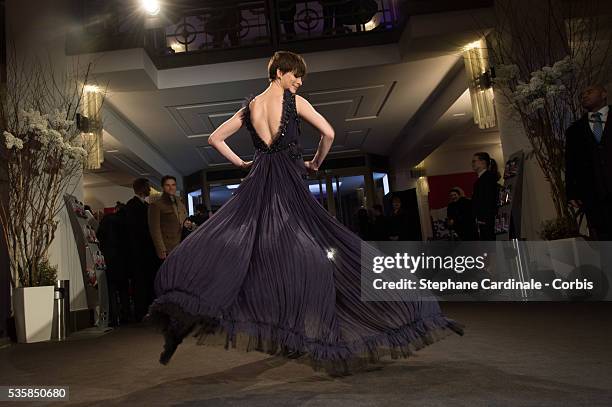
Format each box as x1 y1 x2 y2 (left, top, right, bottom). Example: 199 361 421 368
248 91 285 147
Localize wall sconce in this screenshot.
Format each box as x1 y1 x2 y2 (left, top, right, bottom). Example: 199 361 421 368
410 167 426 179
463 39 496 129
410 161 427 179
79 85 104 170
417 176 430 195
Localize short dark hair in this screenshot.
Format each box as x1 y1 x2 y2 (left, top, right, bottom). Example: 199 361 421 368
161 175 177 187
268 51 307 81
132 178 150 194
585 84 608 93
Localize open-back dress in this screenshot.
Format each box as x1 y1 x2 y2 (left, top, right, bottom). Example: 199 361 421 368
147 89 464 373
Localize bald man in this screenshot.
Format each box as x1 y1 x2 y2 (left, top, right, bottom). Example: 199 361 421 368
565 84 611 240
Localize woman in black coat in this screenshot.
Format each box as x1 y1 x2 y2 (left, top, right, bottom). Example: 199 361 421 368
447 187 474 241
471 152 501 241
388 195 422 241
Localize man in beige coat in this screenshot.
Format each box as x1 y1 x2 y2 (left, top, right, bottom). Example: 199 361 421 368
148 175 188 260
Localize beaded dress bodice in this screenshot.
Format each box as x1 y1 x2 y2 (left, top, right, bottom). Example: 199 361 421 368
242 89 303 160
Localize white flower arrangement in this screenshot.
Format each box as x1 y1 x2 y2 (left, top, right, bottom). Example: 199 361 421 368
46 129 64 148
3 108 87 165
21 109 49 136
494 64 520 82
48 109 74 132
1 107 90 287
3 131 24 150
501 56 577 113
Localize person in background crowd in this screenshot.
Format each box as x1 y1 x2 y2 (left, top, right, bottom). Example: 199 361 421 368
565 84 611 240
205 4 240 49
471 152 501 241
148 175 188 261
181 203 212 240
388 195 421 241
447 187 474 241
355 207 371 240
125 178 159 322
278 0 297 40
371 204 387 241
320 0 352 35
189 203 210 227
97 202 129 327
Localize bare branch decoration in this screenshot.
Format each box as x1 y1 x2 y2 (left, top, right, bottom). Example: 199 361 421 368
0 44 106 287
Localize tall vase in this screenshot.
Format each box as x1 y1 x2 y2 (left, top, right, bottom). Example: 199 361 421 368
13 286 55 343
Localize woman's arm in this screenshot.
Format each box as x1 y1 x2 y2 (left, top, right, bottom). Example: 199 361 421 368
295 95 335 170
208 108 251 168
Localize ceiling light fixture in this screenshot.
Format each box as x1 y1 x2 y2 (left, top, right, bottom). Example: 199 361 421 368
141 0 161 16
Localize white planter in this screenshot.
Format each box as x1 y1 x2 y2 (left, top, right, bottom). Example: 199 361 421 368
13 286 55 343
545 237 601 279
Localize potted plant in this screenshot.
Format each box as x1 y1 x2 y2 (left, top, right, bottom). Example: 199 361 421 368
0 48 104 342
539 216 602 282
539 217 581 242
12 259 58 343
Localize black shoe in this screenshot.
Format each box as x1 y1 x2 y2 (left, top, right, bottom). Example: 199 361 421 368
159 331 181 365
159 339 179 365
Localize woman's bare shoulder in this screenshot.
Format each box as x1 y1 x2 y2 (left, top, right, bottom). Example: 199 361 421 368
295 94 313 114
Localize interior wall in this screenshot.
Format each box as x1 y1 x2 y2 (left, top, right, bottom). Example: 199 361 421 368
7 0 88 310
0 0 10 339
48 175 88 311
84 185 134 211
494 95 557 240
424 139 503 178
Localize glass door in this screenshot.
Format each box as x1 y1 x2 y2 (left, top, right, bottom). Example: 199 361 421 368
332 175 366 230
209 182 241 211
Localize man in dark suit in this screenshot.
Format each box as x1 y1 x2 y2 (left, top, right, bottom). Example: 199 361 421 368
471 152 501 241
565 84 611 240
125 178 160 322
97 202 129 326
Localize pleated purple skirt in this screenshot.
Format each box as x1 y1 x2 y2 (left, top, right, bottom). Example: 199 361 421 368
148 145 463 373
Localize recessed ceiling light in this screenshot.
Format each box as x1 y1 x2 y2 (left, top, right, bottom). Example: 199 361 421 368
106 149 119 153
453 113 467 117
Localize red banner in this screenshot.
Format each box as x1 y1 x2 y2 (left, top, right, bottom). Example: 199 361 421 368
427 172 477 210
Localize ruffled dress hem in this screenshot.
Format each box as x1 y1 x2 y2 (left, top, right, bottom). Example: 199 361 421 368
147 291 464 375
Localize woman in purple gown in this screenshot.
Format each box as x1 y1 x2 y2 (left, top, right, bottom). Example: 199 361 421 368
147 51 463 373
